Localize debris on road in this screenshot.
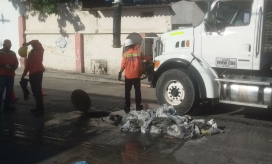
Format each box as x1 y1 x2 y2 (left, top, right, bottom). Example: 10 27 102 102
119 104 224 139
109 114 123 125
73 161 88 164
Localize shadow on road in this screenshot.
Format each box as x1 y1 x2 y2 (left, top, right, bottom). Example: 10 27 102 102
0 86 180 164
191 102 272 123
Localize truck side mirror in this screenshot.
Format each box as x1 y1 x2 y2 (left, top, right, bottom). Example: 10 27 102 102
204 2 228 33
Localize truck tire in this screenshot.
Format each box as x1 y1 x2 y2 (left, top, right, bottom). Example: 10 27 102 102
156 68 199 115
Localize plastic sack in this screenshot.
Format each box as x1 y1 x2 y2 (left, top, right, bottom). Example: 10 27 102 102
201 127 224 135
166 124 185 138
207 119 218 129
73 161 88 164
137 110 155 133
156 104 176 117
150 126 163 134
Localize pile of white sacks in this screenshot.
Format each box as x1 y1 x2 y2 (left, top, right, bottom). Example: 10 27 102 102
120 104 224 139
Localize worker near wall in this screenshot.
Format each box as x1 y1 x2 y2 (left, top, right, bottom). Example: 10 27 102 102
21 40 45 116
118 39 151 113
0 39 18 112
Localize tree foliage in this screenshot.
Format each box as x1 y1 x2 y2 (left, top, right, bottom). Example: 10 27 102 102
29 0 80 15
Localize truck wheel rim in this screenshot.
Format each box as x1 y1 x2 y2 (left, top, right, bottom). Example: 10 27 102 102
163 80 185 105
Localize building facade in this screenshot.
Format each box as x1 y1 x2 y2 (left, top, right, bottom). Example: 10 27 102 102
24 3 172 74
1 0 204 75
0 0 27 66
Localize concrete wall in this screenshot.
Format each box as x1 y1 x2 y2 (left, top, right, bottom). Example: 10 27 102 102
24 3 171 74
83 8 171 74
0 0 26 63
26 34 77 71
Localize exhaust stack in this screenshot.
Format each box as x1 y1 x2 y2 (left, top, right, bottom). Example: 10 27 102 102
112 0 123 48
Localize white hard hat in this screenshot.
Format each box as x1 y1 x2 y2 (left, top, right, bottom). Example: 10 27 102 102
124 39 134 47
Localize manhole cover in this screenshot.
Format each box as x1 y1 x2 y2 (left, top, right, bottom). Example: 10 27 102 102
71 89 91 112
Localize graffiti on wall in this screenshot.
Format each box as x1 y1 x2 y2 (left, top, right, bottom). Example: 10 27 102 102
0 14 10 24
55 36 71 53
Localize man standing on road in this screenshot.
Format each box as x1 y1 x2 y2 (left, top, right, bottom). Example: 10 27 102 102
0 39 18 112
21 40 45 116
118 39 151 113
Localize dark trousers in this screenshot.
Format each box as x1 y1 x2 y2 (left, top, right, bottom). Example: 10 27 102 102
29 72 44 111
0 76 14 109
125 78 141 107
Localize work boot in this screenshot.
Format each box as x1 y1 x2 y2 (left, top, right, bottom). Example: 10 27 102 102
124 105 130 114
136 105 143 111
30 108 38 114
3 106 16 112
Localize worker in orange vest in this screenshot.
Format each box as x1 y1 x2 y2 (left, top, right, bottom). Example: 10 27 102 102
118 39 151 113
10 44 47 102
21 40 45 116
0 39 18 112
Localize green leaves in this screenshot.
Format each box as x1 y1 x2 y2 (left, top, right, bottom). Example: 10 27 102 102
29 0 78 15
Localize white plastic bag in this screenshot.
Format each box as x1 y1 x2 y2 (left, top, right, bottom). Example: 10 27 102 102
156 104 176 117
207 119 218 129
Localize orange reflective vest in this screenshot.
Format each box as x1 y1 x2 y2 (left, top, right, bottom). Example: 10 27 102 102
121 47 150 79
22 40 45 77
0 49 18 76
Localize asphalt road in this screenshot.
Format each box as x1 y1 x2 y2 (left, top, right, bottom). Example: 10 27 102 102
0 77 272 164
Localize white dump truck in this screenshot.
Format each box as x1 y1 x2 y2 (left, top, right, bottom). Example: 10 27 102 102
142 0 272 114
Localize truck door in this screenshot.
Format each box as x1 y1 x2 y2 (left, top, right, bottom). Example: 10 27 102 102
141 37 160 82
259 0 272 70
201 0 260 70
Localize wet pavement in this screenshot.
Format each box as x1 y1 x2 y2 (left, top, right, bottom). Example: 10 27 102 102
1 76 272 164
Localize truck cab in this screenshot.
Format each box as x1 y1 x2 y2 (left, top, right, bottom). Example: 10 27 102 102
142 0 272 115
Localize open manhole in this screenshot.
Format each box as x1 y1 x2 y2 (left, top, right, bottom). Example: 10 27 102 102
71 89 110 117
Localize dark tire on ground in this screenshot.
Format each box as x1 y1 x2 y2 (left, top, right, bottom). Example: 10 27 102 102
156 68 200 115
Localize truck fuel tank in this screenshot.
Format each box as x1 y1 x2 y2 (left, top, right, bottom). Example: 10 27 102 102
216 74 272 108
221 84 272 107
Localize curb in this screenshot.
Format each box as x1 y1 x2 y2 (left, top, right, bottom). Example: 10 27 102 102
15 69 151 87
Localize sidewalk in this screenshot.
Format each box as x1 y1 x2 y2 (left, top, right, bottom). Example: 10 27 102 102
15 67 151 87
